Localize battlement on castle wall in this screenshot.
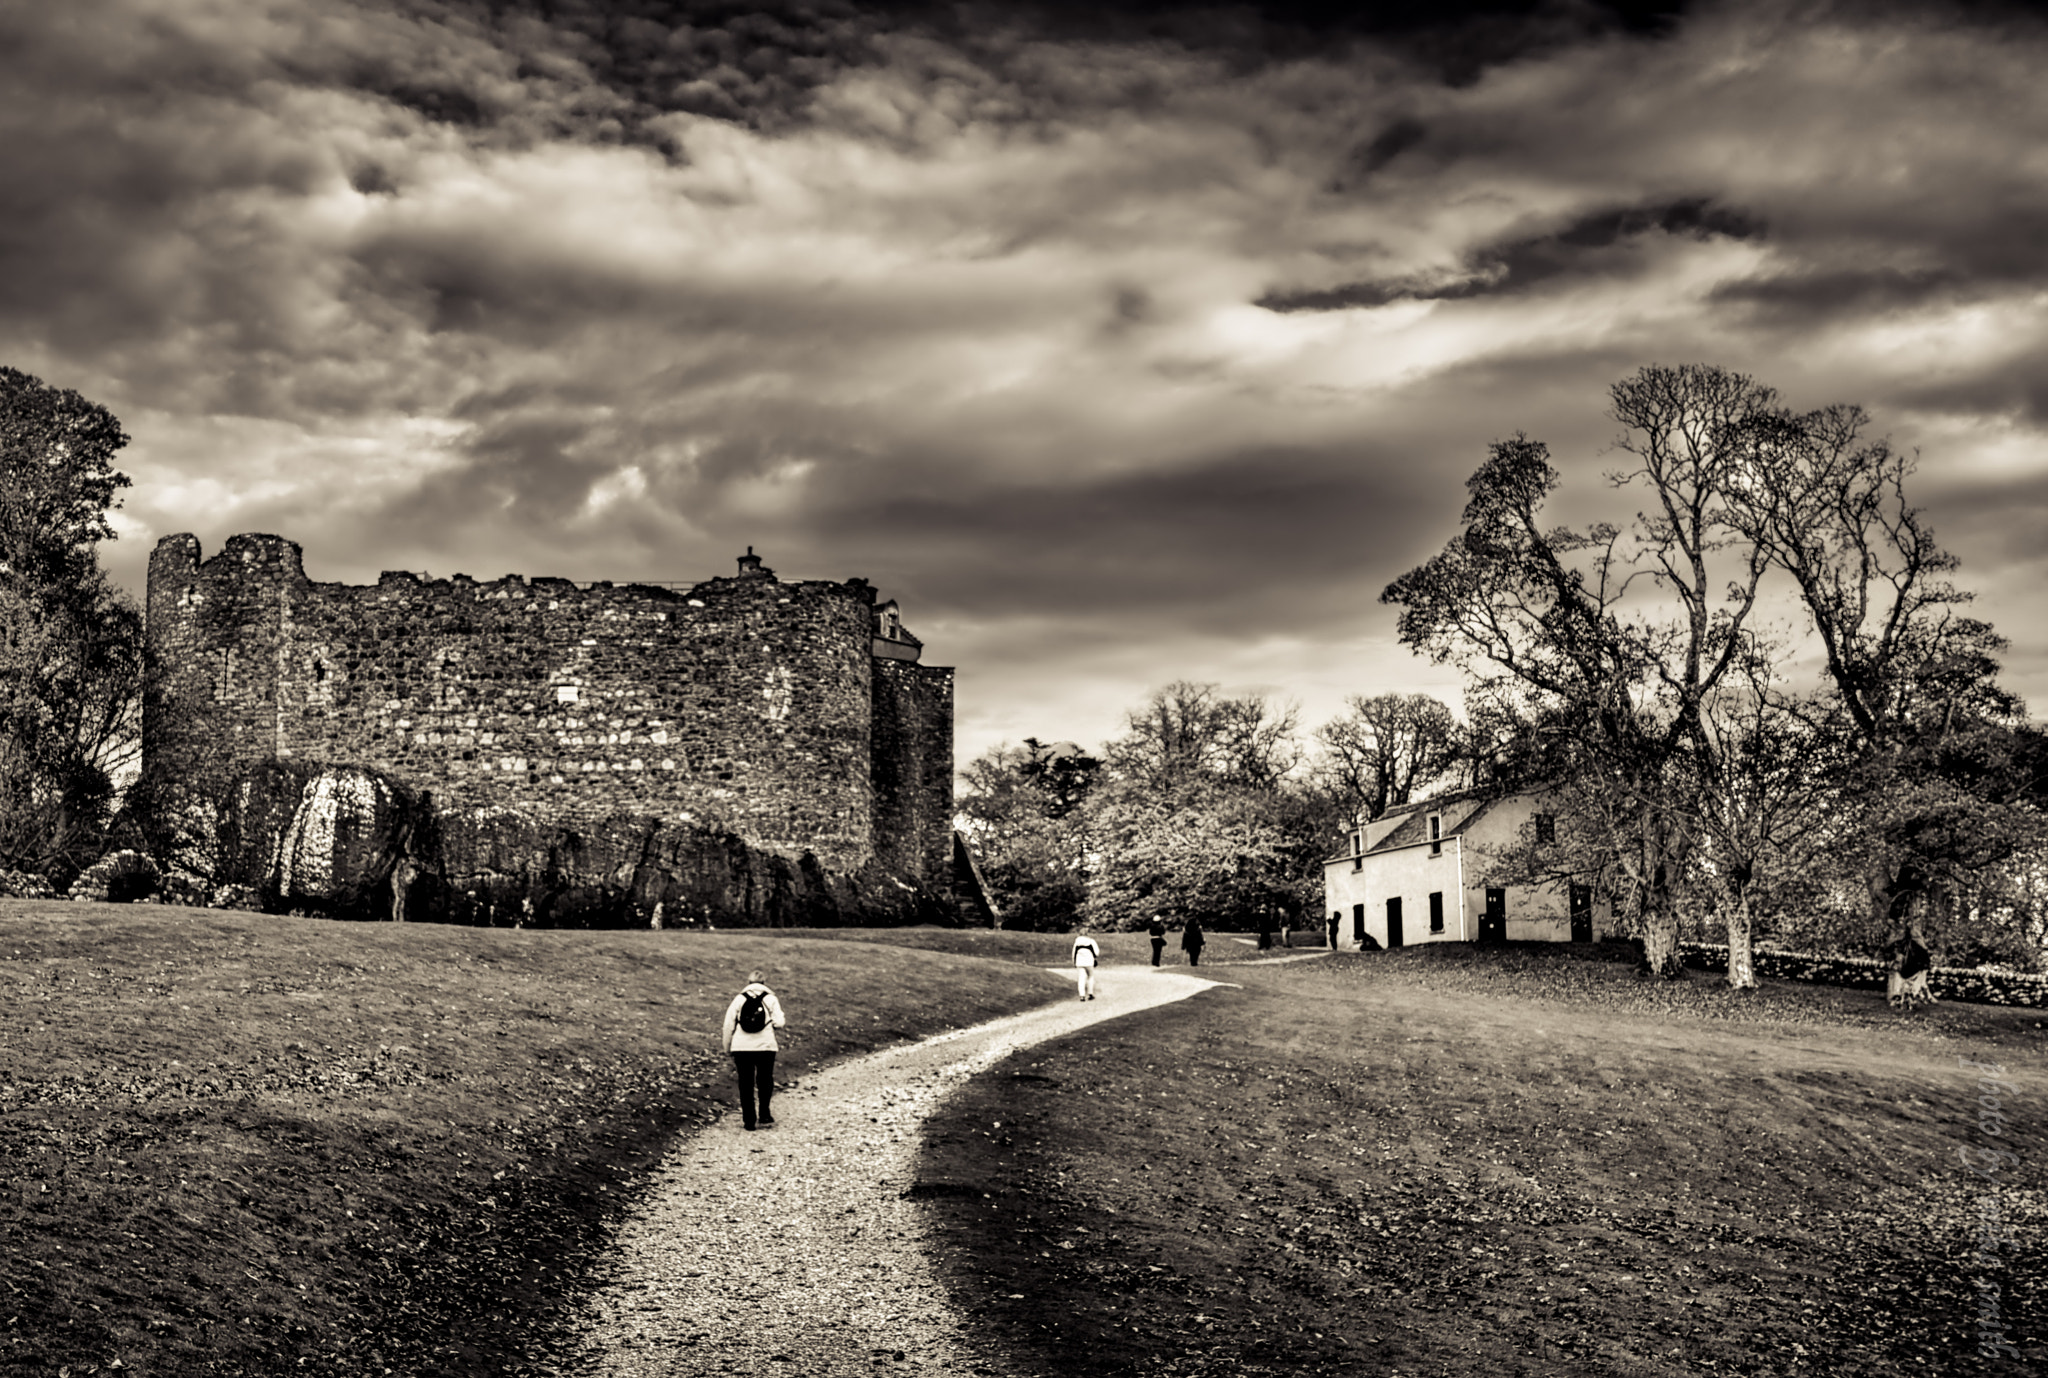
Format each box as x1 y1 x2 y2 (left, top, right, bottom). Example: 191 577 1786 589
144 534 907 874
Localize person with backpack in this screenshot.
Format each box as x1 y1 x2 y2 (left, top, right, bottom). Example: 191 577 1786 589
721 970 786 1131
1180 917 1205 967
1072 928 1102 1001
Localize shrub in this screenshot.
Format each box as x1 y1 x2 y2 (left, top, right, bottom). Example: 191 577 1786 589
0 869 60 899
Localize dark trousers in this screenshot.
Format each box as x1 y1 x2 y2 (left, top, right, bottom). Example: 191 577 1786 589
733 1050 776 1127
1151 939 1165 967
1185 947 1201 966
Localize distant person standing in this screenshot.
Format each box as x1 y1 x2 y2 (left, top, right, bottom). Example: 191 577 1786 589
1181 918 1205 967
1328 911 1340 951
1072 929 1102 1000
1148 914 1168 968
721 970 786 1131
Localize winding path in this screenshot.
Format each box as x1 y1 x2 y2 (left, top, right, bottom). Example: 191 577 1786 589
537 962 1254 1376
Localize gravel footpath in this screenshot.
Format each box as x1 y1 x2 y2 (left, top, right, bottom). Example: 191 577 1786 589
533 962 1250 1377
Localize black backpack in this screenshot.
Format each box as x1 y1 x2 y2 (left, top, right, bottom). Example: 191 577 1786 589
737 988 770 1034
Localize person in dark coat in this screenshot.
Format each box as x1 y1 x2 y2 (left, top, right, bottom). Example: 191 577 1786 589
1180 918 1205 967
1147 914 1168 967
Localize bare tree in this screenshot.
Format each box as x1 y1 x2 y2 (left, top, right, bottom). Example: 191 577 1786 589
1679 644 1838 989
1312 692 1461 823
1385 365 1781 976
1724 397 2036 952
1103 681 1300 793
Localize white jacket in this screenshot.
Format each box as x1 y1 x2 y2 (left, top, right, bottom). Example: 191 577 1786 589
1073 936 1100 968
722 982 786 1053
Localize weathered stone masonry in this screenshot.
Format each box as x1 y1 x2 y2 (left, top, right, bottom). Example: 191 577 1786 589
144 534 954 912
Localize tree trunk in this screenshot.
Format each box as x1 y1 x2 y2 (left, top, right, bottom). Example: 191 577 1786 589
1724 889 1758 991
1628 834 1687 979
1639 909 1685 979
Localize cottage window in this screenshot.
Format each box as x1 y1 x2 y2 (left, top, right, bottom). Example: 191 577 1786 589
1429 891 1445 934
1428 812 1442 857
1534 813 1556 844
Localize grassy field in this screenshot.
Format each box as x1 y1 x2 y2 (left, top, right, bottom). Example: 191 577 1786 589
917 943 2047 1377
7 908 2042 1377
0 904 1068 1377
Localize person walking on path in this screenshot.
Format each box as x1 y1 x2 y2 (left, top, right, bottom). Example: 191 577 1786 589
1148 914 1168 967
1072 928 1102 1000
721 971 786 1130
1181 917 1205 967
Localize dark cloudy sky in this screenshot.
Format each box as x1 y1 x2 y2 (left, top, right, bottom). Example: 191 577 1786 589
8 0 2048 766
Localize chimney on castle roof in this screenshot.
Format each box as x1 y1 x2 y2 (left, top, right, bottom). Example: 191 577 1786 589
736 546 774 580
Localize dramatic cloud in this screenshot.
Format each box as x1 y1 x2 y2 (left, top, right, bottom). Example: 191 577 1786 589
4 0 2046 763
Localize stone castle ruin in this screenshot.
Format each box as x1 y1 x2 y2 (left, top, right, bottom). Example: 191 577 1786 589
141 534 959 927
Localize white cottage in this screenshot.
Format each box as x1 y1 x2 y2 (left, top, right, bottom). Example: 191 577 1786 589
1322 791 1613 949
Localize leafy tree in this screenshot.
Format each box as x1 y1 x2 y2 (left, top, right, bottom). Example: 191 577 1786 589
1082 682 1315 933
955 739 1099 930
1016 737 1100 820
1311 691 1461 823
1808 717 2048 966
1079 776 1299 932
0 368 141 882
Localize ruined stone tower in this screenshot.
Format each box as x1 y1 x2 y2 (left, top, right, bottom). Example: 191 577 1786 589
143 534 953 905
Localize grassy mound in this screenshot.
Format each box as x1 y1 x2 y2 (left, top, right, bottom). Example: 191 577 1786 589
917 945 2047 1376
0 904 1066 1377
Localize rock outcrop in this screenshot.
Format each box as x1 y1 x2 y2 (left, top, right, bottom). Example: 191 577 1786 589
135 759 950 928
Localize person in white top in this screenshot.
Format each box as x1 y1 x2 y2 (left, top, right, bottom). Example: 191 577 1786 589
1072 929 1101 1001
721 970 787 1130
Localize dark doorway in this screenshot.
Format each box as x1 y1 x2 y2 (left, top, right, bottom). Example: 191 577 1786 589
1428 891 1445 934
1479 887 1506 944
1570 884 1593 942
1385 896 1403 949
1352 903 1365 944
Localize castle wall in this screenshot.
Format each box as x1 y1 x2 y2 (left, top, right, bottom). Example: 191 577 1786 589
869 657 955 888
147 533 300 765
145 534 889 875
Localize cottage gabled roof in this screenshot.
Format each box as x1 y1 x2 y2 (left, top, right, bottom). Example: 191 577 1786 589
1359 791 1523 856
